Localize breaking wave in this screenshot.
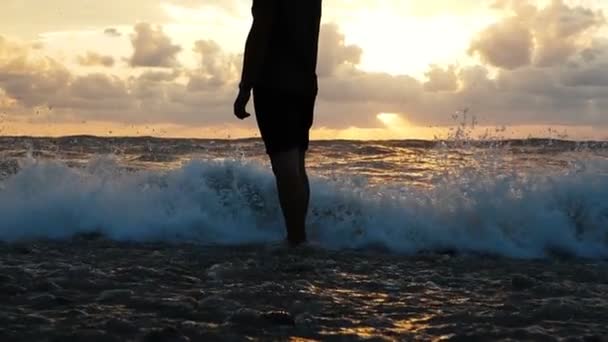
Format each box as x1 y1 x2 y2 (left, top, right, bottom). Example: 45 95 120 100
0 155 607 259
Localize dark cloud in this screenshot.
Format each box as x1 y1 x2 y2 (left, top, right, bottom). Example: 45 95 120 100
0 37 71 108
533 0 605 67
470 0 605 70
59 74 134 112
103 28 121 37
70 74 128 99
317 23 363 77
468 19 533 69
129 23 182 68
424 65 459 92
561 63 608 87
137 70 181 83
188 40 240 91
77 52 115 67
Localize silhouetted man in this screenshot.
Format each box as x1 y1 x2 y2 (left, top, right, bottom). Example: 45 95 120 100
234 0 322 246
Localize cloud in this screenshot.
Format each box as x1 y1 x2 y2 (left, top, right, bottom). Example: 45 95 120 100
0 36 132 117
103 28 121 37
424 65 460 92
129 23 182 68
561 63 608 87
533 0 605 66
313 7 608 129
188 39 240 91
77 52 115 67
317 23 363 77
0 0 171 39
1 1 608 138
137 70 181 83
0 36 71 108
468 19 534 69
0 0 239 39
469 0 605 69
0 34 236 125
166 0 241 14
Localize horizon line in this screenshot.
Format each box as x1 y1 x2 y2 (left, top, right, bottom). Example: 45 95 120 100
0 134 607 144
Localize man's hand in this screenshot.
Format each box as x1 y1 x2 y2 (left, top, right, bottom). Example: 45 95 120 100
233 88 252 120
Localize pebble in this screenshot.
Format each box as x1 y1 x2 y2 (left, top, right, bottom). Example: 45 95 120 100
206 263 234 281
511 274 536 291
30 279 62 291
261 311 296 326
23 313 54 325
142 326 190 342
12 245 34 254
228 308 261 325
28 294 59 308
294 313 314 327
533 298 585 321
52 329 121 342
131 266 162 277
0 284 26 295
105 317 139 334
65 309 90 318
158 299 197 319
283 262 315 274
257 281 285 293
183 289 206 300
74 231 105 241
179 320 218 331
70 278 102 290
227 309 296 327
0 274 14 283
97 289 135 303
67 265 93 278
198 296 241 314
0 311 14 324
181 275 201 284
290 300 322 315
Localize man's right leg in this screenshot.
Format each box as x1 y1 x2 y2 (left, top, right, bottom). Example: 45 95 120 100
270 148 308 246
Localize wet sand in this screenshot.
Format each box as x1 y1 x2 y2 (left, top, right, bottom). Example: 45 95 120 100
1 236 607 341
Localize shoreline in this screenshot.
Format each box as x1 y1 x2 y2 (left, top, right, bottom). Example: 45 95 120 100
1 237 607 341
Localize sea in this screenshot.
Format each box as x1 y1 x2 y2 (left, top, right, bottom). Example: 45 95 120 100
1 136 606 259
0 136 607 340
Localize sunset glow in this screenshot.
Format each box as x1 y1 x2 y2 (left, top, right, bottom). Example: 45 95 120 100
0 0 607 140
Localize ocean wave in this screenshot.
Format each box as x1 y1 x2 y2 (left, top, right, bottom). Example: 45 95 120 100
0 155 606 259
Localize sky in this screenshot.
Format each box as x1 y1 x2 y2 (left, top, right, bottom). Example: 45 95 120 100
0 0 607 140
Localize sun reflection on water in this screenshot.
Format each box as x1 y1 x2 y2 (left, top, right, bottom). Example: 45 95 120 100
391 314 434 334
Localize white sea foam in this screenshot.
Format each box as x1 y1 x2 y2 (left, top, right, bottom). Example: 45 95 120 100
0 155 606 259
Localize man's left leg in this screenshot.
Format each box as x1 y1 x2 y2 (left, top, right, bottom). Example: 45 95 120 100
270 148 308 246
299 149 310 221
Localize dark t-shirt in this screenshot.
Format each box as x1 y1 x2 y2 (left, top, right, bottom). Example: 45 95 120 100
252 0 322 94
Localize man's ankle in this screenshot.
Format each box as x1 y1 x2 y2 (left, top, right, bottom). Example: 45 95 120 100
287 233 307 247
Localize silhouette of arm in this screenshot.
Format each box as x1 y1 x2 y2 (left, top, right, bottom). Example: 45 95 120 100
239 0 276 91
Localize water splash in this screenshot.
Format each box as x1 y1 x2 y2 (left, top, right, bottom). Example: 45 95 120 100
0 154 606 259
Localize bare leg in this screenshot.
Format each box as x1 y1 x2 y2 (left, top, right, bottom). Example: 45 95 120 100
299 149 310 219
270 148 308 246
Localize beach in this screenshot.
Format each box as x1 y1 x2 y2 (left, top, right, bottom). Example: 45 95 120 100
2 236 607 341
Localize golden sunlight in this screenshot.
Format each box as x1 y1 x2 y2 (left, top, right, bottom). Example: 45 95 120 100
377 113 404 127
338 7 499 77
377 113 420 133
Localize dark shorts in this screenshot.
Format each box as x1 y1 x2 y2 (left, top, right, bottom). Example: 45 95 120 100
253 87 316 155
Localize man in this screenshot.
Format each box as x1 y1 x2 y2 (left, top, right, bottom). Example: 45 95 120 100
234 0 322 247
